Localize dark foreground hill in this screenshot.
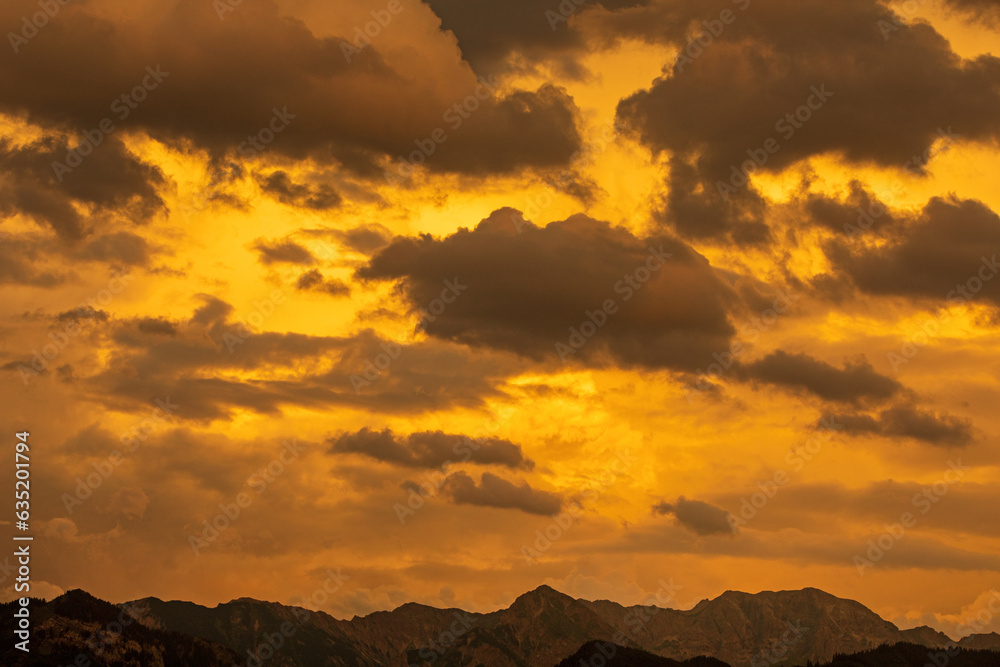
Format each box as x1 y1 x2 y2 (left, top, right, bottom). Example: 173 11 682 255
817 641 1000 666
557 641 1000 667
556 640 731 666
2 585 999 666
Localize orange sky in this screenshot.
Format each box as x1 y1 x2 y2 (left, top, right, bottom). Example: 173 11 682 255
1 0 999 640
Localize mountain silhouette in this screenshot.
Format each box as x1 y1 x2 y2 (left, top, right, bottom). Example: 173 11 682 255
2 585 999 666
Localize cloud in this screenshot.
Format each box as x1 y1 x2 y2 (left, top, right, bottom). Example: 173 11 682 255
943 0 1000 22
423 0 649 76
77 298 517 420
295 269 351 297
257 171 341 210
74 232 152 266
714 478 1000 541
329 428 534 470
61 423 122 457
0 0 582 176
822 406 974 447
824 197 1000 307
136 318 178 336
740 351 902 404
0 233 67 287
43 518 79 541
652 155 769 244
109 487 150 518
652 496 734 536
0 136 164 241
326 224 393 254
357 208 736 371
805 181 898 235
612 0 1000 239
252 239 316 265
441 471 561 515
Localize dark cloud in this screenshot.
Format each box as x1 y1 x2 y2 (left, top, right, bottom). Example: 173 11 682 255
824 197 1000 307
0 233 67 287
805 181 898 236
328 428 534 470
357 208 736 371
62 423 122 457
654 155 769 244
295 269 350 297
943 0 1000 22
327 224 393 254
613 0 1000 239
189 294 233 328
0 0 582 176
56 306 109 324
108 486 150 518
822 406 974 447
257 171 341 210
80 298 516 420
652 496 734 536
252 239 316 265
74 232 152 266
0 136 165 240
740 351 902 404
136 318 178 336
423 0 649 76
441 471 561 515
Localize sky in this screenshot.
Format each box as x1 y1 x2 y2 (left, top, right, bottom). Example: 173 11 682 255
1 0 999 640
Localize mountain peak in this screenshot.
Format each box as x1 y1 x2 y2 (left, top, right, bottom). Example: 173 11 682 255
505 584 594 631
512 583 574 607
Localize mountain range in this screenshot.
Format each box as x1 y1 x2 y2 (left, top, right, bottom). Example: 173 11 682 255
3 585 999 666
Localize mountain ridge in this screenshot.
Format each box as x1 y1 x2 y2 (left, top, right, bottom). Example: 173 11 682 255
3 585 999 666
